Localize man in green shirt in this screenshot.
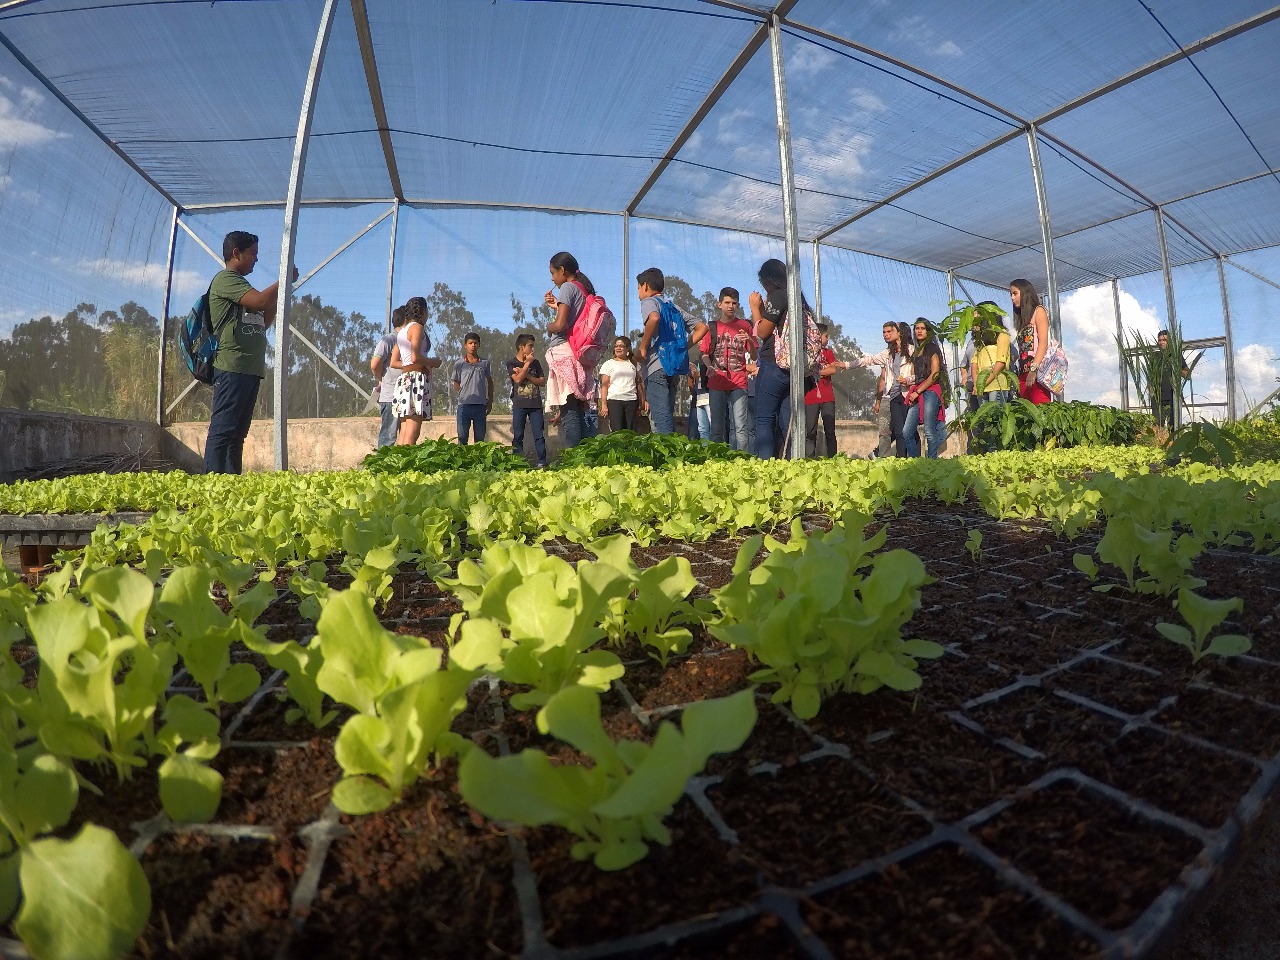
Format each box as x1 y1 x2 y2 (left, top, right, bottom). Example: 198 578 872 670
203 231 296 473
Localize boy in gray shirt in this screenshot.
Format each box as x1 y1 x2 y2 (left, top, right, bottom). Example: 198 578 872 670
452 331 494 444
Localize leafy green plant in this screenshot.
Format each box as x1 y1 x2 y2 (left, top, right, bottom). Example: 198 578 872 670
1118 325 1201 431
1086 515 1205 596
964 528 983 564
710 512 942 719
152 694 224 824
438 541 631 714
362 438 530 475
1155 588 1250 662
27 568 175 780
152 567 263 708
314 590 475 814
552 431 749 470
958 399 1153 454
1164 421 1247 467
0 742 149 960
590 536 713 667
459 685 756 870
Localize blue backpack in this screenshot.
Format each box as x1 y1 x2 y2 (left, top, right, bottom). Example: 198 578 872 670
180 284 217 384
655 299 689 377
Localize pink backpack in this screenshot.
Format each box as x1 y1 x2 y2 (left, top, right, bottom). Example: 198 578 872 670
566 280 616 370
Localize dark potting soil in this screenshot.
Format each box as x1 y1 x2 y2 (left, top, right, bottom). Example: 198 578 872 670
975 781 1203 931
801 843 1103 959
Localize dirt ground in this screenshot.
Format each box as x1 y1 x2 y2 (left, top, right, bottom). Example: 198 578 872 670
1163 799 1280 960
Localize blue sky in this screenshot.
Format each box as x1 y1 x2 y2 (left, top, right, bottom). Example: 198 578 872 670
1 0 1278 418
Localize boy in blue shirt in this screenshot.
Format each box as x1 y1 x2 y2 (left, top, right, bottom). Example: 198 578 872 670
452 332 493 444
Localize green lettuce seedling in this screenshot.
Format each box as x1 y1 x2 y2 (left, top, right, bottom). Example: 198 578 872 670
0 741 150 960
152 694 223 823
152 566 263 707
28 569 175 780
590 536 712 667
1156 588 1250 663
710 512 942 719
439 541 631 713
315 590 475 814
1091 515 1205 596
460 685 756 870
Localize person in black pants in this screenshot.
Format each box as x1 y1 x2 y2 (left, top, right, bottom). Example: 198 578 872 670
853 321 912 457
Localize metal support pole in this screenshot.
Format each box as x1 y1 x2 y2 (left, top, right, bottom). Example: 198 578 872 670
156 206 179 427
768 14 807 460
1112 279 1129 411
945 269 961 384
1025 125 1061 343
622 211 630 337
1154 206 1180 428
1217 256 1237 421
812 241 822 323
273 0 338 471
385 199 399 331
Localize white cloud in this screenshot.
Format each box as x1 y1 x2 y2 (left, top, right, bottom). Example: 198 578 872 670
788 42 842 80
1059 283 1161 405
69 257 206 301
889 16 964 57
1233 342 1280 411
0 86 63 147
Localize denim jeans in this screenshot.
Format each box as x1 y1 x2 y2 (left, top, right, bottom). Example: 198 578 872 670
888 394 909 457
457 403 487 444
560 395 585 449
709 388 750 449
753 361 791 459
644 368 676 435
805 400 837 457
204 368 261 474
903 390 945 458
377 401 398 449
512 407 547 465
692 403 711 440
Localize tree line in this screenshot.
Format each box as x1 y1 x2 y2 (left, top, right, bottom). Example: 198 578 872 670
0 278 878 423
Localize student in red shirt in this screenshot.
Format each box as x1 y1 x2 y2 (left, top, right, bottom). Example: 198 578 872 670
804 323 847 457
699 287 756 450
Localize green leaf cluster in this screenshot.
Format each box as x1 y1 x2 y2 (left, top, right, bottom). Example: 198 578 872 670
959 399 1153 454
459 685 756 870
590 536 712 667
314 590 475 814
552 430 749 470
439 541 629 714
709 511 942 719
1155 588 1251 663
362 438 531 475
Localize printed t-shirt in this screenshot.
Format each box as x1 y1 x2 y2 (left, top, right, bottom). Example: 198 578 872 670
210 268 268 377
599 358 638 401
805 347 837 405
703 318 755 392
453 357 492 406
504 358 544 408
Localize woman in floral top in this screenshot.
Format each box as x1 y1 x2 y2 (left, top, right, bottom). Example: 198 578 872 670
1010 279 1051 405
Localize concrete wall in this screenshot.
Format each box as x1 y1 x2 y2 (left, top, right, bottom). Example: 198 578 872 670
3 408 967 479
0 408 178 482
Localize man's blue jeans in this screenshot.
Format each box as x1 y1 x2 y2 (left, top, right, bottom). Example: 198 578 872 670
753 362 791 459
903 390 945 458
377 401 398 448
457 403 487 444
204 368 261 474
709 388 750 450
512 407 547 465
560 396 585 449
644 368 676 435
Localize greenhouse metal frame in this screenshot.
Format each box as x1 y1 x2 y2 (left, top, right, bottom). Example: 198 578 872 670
1 0 1279 466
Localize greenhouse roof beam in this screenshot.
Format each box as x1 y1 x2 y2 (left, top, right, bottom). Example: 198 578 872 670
350 0 403 201
809 5 1280 245
626 0 797 215
0 27 181 210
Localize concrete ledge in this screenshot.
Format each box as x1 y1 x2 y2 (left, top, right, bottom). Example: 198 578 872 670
0 408 179 482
